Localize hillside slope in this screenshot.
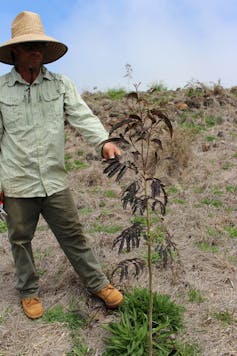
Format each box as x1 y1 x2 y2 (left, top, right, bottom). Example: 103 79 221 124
0 83 236 355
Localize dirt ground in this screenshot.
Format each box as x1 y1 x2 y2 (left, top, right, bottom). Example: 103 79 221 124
0 84 236 355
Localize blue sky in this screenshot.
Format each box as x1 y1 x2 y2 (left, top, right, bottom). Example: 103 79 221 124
0 0 235 92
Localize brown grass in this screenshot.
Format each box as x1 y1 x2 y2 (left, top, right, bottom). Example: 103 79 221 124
0 87 237 355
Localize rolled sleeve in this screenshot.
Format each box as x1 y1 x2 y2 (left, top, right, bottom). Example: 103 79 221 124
63 76 109 152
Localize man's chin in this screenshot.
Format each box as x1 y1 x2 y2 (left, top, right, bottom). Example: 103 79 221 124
28 61 43 71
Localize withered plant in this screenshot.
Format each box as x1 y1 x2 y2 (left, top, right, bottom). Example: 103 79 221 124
102 88 175 355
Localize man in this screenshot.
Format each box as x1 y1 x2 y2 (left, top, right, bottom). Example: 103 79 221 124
0 11 123 319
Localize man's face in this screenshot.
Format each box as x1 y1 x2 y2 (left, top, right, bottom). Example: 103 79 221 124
12 42 47 70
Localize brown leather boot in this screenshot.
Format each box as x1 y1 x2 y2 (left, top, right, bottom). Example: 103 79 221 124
21 297 43 319
94 284 124 308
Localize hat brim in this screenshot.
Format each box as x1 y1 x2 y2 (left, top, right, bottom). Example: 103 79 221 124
0 34 68 64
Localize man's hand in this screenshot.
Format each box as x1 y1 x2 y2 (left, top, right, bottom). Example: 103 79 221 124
0 192 7 221
102 142 121 160
0 192 3 205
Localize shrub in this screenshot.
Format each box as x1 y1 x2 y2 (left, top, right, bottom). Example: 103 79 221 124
106 88 127 100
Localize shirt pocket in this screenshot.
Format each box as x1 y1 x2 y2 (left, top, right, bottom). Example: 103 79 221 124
40 84 65 121
0 94 25 132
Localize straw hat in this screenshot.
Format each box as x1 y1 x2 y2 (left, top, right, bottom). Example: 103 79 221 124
0 11 68 65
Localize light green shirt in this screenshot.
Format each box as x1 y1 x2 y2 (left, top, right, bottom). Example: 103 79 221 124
0 66 109 197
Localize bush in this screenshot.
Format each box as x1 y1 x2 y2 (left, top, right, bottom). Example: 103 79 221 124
106 88 127 100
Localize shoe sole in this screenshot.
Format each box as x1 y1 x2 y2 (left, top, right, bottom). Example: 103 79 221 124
22 304 44 319
23 311 43 319
105 296 124 309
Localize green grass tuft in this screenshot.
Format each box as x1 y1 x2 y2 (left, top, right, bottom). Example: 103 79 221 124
104 190 118 198
66 336 89 355
148 80 168 92
188 288 206 303
120 288 184 331
226 185 237 193
201 198 223 208
0 221 7 233
103 288 199 355
212 310 237 325
91 223 123 234
225 226 237 238
43 304 85 330
106 88 127 100
195 241 219 253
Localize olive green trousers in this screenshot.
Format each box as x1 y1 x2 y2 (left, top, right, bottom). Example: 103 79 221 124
4 188 109 299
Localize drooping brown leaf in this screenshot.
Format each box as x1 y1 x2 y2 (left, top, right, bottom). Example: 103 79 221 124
109 119 134 135
134 128 149 142
131 150 141 160
150 109 173 137
147 110 157 124
131 196 149 215
103 158 122 175
111 258 145 281
128 114 142 121
124 121 143 136
109 114 142 135
154 230 177 268
112 222 143 253
146 178 167 201
126 92 139 101
121 181 141 209
154 151 159 165
150 179 161 198
115 165 128 182
151 199 166 215
103 158 138 182
151 138 163 150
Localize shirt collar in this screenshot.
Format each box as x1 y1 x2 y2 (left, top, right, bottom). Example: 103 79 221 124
7 66 53 86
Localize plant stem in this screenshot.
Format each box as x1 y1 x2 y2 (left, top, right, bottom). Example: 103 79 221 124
145 180 153 356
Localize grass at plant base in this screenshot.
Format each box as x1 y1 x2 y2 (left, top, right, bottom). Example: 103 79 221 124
102 288 200 355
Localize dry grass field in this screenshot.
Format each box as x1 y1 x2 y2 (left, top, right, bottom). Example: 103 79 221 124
0 82 236 355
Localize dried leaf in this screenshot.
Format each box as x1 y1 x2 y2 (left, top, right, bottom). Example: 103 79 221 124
154 151 159 165
112 223 143 253
131 150 141 160
103 158 122 175
150 179 161 198
108 163 123 178
134 129 149 142
147 110 157 124
150 109 173 137
154 230 177 268
111 258 145 281
109 119 133 135
115 165 128 182
151 199 166 215
109 114 142 135
128 114 142 121
131 197 148 215
103 158 137 182
124 121 142 136
151 138 163 150
126 92 139 101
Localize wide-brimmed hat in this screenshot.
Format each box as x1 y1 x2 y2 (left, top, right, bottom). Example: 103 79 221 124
0 11 68 65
